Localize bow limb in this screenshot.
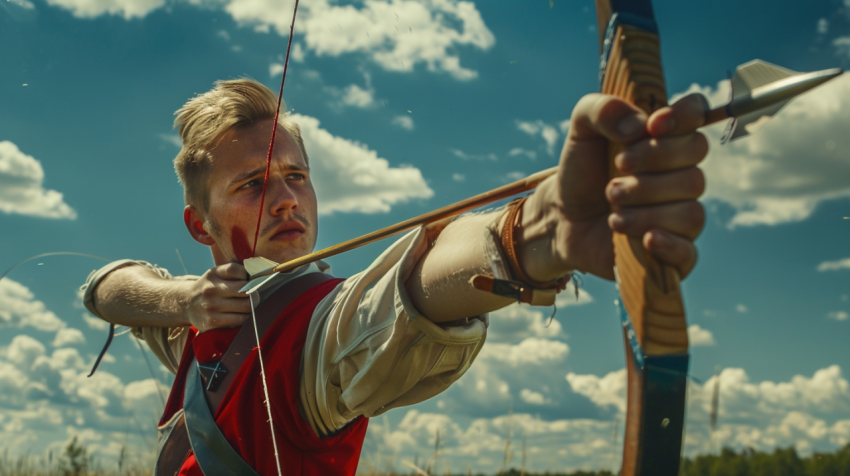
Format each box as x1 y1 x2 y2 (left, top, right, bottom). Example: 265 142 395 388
593 2 690 475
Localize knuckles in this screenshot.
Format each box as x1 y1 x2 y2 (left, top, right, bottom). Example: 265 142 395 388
682 201 706 239
676 166 706 199
201 282 219 299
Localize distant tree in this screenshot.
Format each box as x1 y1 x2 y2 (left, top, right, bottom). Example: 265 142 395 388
681 444 850 476
58 436 88 476
805 443 850 476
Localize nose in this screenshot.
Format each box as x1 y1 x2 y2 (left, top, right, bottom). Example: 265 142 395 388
268 175 298 216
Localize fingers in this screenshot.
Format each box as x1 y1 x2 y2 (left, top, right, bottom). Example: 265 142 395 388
190 264 251 332
570 92 710 144
646 93 710 137
213 262 249 281
212 295 252 314
607 167 705 207
569 94 648 144
614 132 708 174
643 230 699 279
609 200 705 241
202 263 249 298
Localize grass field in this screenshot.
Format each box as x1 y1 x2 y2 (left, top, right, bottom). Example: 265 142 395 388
1 438 847 476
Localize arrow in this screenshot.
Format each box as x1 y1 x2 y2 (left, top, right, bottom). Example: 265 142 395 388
705 60 843 142
245 60 842 280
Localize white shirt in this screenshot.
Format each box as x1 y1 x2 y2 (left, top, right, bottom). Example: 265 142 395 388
82 227 489 437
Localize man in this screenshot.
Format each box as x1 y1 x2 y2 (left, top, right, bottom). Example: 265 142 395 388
82 79 707 475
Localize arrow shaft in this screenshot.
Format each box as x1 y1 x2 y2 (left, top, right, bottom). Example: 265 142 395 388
256 166 559 276
256 66 843 278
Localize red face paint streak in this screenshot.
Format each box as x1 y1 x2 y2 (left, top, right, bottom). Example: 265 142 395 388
230 226 253 263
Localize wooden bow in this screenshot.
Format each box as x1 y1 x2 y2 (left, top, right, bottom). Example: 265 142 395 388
594 1 690 475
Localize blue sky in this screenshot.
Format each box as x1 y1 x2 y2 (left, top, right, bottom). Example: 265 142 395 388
1 0 849 473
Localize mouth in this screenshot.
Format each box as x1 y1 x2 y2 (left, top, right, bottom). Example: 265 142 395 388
270 221 306 242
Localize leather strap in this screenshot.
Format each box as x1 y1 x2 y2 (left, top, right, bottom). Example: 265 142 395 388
500 197 570 290
184 360 262 476
155 410 191 476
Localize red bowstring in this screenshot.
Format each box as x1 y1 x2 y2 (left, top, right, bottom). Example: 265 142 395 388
251 0 301 257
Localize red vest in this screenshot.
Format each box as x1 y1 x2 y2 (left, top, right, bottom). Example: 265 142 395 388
159 278 369 475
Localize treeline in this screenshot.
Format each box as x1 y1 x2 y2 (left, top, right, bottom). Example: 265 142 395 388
679 444 850 476
494 444 850 476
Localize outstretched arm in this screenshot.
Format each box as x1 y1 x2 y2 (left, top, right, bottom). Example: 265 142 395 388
406 93 708 323
89 262 251 333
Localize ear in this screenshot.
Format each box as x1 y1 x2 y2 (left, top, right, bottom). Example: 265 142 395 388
184 206 216 246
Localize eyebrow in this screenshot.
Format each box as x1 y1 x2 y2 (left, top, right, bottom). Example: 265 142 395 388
229 163 311 187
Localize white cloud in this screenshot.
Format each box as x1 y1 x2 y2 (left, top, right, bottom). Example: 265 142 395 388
0 141 76 219
736 304 748 313
687 324 716 346
698 366 849 419
566 369 627 414
828 311 848 321
519 388 551 405
449 148 497 161
673 73 850 227
7 0 35 9
0 306 165 460
478 338 569 367
291 42 305 62
835 36 850 57
158 133 182 148
484 283 588 343
52 327 86 347
292 113 433 214
451 173 465 182
487 305 563 342
45 0 164 19
554 280 593 308
508 147 537 160
82 313 110 331
817 257 850 271
682 366 850 456
226 0 495 80
818 18 829 34
366 410 618 474
392 115 415 130
0 279 66 331
557 365 850 462
515 120 561 156
6 335 46 368
340 84 376 108
269 62 285 77
504 171 526 182
40 0 494 80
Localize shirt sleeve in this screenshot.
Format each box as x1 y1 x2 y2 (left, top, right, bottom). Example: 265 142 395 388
300 224 492 437
80 260 194 375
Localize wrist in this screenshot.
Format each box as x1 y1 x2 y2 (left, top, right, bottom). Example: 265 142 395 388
500 195 572 286
162 280 194 327
511 183 574 281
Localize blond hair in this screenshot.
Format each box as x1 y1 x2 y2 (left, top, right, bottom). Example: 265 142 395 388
173 79 308 212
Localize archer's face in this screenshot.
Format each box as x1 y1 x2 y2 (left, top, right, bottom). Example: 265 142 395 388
200 118 318 266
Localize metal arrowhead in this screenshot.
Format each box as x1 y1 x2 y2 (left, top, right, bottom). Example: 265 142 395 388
722 60 843 143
